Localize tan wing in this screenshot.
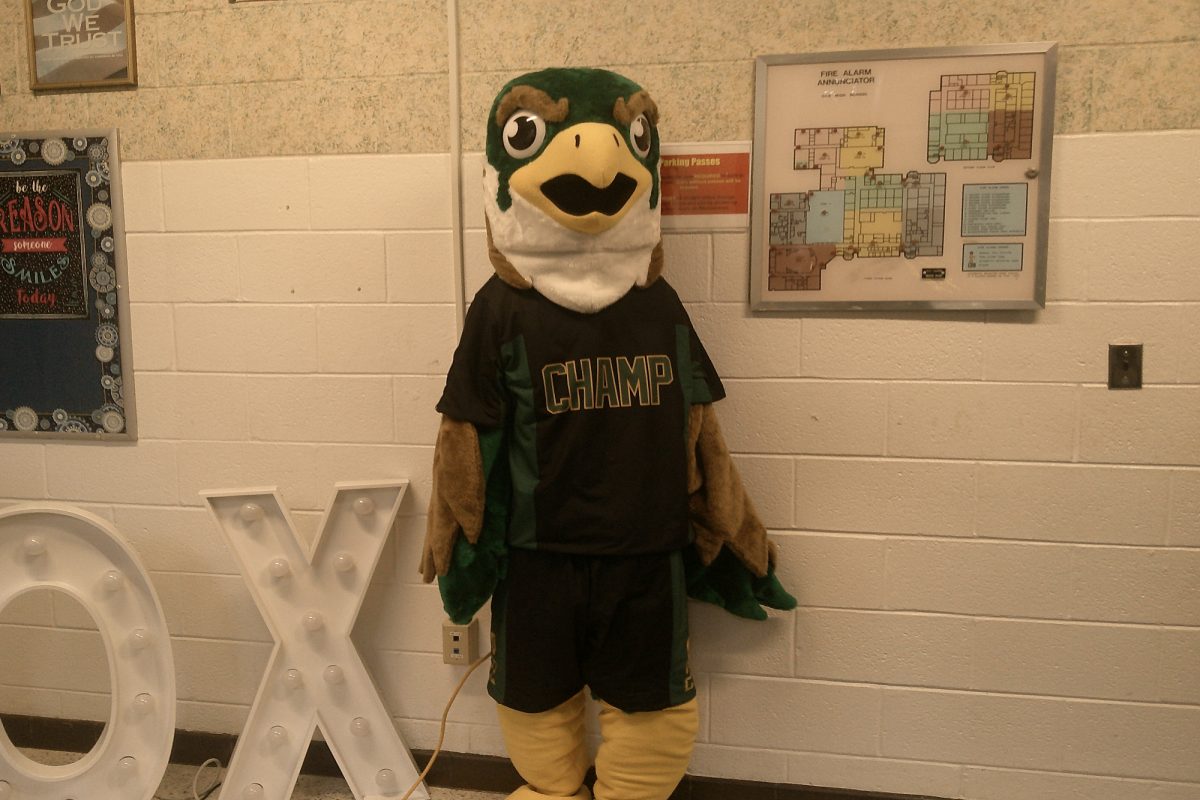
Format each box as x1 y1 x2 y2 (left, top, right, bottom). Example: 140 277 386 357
686 403 772 577
420 415 486 582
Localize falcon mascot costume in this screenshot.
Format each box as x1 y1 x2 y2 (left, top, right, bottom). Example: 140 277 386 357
422 67 795 800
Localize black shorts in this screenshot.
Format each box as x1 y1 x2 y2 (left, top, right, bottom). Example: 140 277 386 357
487 548 695 714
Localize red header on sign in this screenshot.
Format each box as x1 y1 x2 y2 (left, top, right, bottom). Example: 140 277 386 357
3 237 68 253
660 152 751 217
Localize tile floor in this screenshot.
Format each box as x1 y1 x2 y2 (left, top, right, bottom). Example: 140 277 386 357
20 748 508 800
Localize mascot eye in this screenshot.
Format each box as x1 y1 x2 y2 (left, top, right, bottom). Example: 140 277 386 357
502 111 547 159
630 113 652 158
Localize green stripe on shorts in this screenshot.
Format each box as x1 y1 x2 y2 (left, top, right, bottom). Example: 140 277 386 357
668 550 695 707
487 577 508 704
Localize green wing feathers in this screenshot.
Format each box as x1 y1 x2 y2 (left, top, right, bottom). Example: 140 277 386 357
685 403 797 619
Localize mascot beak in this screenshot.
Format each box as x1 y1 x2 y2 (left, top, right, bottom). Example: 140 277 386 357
508 122 653 236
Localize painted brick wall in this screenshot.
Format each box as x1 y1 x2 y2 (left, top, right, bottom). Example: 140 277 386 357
2 0 1199 795
1 131 1198 799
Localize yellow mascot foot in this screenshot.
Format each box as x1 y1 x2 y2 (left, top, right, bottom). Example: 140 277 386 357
593 698 699 800
507 784 592 800
497 691 591 800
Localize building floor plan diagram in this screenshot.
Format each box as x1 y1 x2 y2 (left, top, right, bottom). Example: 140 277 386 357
927 71 1036 163
752 45 1054 310
768 125 946 291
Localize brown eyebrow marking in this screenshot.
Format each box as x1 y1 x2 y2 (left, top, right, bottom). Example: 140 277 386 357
613 90 659 126
494 85 569 127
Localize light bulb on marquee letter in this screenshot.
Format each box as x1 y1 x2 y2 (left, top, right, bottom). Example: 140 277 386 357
239 503 264 525
203 481 428 800
23 535 45 558
102 569 124 593
133 692 153 715
268 558 291 579
130 627 151 651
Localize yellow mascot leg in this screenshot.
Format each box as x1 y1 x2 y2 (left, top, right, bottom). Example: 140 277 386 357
593 698 699 800
496 691 591 800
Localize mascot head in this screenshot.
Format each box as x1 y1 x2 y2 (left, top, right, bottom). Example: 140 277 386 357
482 68 663 313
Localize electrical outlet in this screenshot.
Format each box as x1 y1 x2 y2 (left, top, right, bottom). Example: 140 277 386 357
442 619 478 665
1108 343 1143 389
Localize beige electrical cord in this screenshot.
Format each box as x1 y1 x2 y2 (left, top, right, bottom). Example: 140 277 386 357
159 650 493 800
154 756 222 800
399 649 494 800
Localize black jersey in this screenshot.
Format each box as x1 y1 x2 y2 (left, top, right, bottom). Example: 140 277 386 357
437 275 725 556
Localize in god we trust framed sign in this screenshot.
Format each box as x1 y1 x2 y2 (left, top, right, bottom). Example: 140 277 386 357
25 0 138 91
0 129 136 439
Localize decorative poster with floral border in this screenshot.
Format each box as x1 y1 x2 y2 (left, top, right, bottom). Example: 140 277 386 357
0 129 136 439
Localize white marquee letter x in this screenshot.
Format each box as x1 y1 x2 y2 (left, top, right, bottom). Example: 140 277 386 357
204 481 428 800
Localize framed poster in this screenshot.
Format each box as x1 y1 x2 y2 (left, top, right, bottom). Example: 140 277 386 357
0 129 136 439
750 43 1056 311
25 0 138 91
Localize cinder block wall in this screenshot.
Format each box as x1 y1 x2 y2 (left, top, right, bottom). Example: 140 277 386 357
1 1 1198 798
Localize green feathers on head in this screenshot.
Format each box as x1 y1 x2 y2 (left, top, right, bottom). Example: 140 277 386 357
486 67 661 212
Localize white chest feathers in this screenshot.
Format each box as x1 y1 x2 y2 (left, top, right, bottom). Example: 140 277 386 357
482 163 661 314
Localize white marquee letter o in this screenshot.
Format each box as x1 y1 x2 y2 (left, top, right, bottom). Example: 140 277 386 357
0 504 175 800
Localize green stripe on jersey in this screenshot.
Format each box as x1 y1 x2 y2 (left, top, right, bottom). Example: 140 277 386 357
675 324 693 448
675 322 715 448
675 323 715 406
501 335 539 548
